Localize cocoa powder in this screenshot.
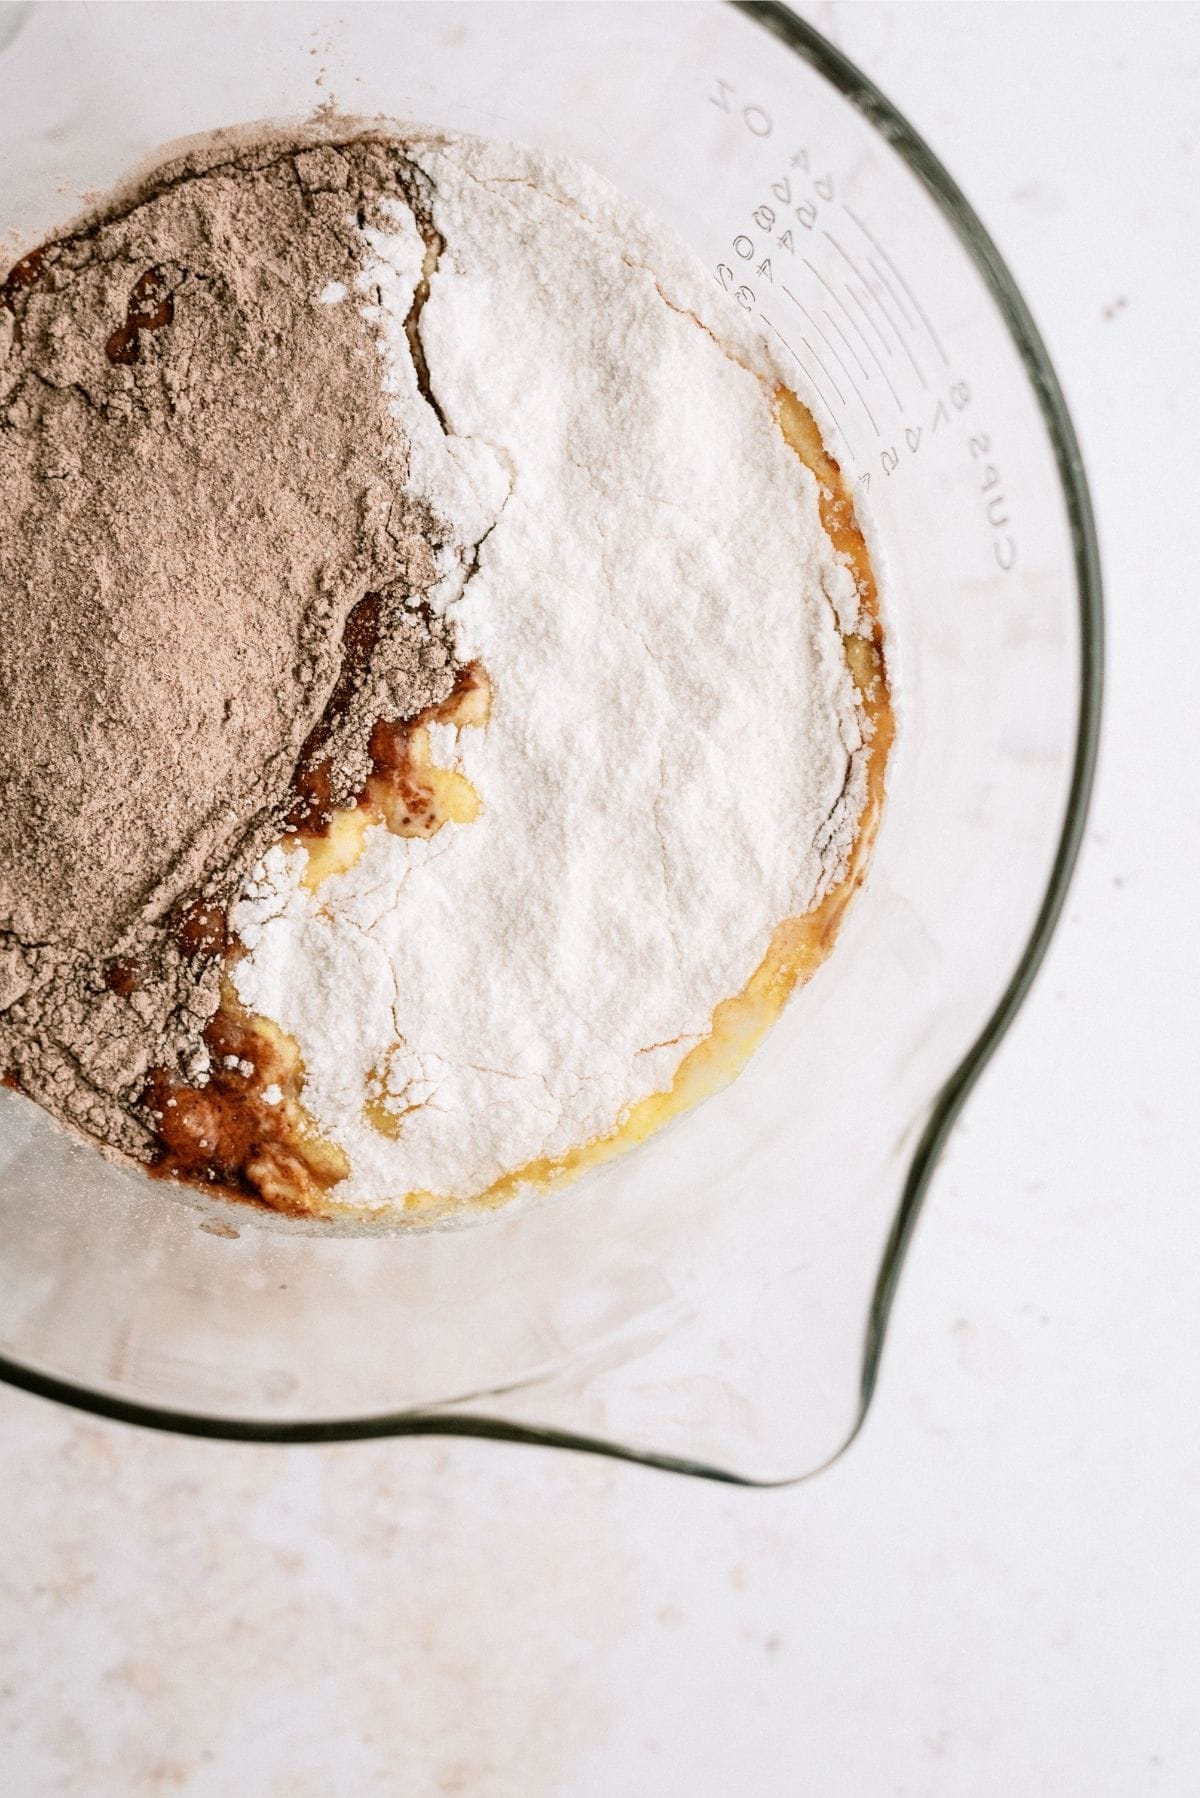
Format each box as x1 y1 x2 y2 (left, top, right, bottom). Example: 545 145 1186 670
0 134 462 1159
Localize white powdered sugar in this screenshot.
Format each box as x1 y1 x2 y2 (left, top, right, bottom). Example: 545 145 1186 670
230 133 870 1212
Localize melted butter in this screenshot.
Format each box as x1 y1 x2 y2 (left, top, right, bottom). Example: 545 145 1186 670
147 977 349 1214
363 1093 405 1140
301 806 373 890
296 669 489 892
381 726 482 829
164 390 892 1220
363 1054 416 1140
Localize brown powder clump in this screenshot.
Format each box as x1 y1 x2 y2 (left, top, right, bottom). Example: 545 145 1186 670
0 132 463 1161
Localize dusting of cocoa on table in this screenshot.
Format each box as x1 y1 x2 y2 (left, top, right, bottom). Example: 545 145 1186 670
0 133 462 1160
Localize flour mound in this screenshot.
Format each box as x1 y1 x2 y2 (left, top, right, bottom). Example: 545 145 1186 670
229 131 870 1209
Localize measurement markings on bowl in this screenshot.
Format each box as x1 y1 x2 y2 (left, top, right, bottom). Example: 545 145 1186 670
707 73 1018 570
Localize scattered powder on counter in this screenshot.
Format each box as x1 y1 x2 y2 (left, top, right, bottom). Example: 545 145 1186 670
227 133 872 1212
0 134 470 1159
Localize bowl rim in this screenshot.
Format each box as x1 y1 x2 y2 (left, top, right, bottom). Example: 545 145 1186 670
0 0 1103 1480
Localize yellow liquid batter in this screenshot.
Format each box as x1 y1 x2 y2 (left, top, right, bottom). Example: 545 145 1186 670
156 389 892 1220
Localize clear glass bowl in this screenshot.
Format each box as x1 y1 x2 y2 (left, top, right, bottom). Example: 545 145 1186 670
0 0 1101 1482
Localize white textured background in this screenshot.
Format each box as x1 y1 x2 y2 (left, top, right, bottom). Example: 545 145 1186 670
3 4 1197 1793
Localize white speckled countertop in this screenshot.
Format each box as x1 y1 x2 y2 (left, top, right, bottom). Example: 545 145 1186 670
2 4 1197 1792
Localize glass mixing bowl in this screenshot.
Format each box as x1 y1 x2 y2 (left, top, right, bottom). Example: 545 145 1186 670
0 0 1101 1483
